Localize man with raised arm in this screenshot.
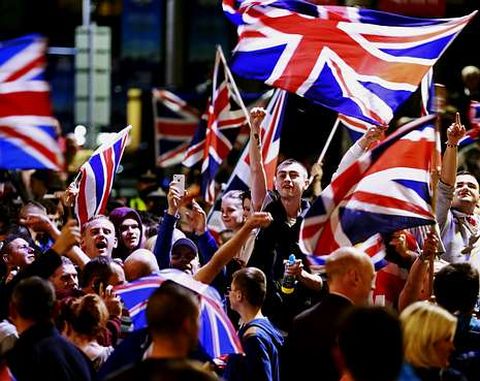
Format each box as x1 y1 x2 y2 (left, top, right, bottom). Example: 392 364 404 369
436 113 480 265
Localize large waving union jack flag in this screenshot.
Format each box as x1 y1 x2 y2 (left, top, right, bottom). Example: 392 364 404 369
183 48 248 203
115 269 243 359
0 34 63 170
223 0 476 125
152 89 200 168
300 114 437 259
75 126 131 227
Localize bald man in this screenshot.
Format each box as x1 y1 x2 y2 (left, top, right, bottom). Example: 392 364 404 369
124 249 160 282
284 248 375 381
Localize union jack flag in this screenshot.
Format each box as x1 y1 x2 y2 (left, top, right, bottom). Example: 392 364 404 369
338 113 374 144
206 89 287 235
183 47 248 203
75 126 130 227
152 89 200 168
458 127 480 148
114 269 243 359
469 101 480 129
0 34 63 170
223 0 476 125
300 114 437 259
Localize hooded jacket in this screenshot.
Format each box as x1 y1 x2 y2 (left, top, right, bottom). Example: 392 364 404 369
109 207 144 260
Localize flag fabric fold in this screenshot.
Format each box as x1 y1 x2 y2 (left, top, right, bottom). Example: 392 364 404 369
300 114 437 261
0 34 63 170
223 0 476 125
114 269 243 359
458 102 480 148
152 89 200 168
75 126 131 227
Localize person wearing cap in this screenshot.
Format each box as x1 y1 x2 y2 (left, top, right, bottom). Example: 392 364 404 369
169 238 200 275
109 207 144 261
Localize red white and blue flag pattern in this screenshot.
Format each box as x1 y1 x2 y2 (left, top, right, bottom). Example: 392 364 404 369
152 89 200 168
338 113 374 144
458 101 480 148
114 269 243 359
300 115 437 262
223 0 476 125
182 48 248 203
207 89 287 234
0 34 63 170
75 126 130 227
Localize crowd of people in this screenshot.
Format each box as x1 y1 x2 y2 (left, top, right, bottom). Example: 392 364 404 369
1 64 480 381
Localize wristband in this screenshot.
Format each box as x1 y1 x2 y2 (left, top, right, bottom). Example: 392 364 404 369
446 143 458 148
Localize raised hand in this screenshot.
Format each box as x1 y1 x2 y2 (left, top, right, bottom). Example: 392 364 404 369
186 199 207 235
244 211 273 230
51 220 81 255
447 112 466 145
359 124 387 150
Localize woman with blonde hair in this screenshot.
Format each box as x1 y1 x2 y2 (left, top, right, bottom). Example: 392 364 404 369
400 301 466 381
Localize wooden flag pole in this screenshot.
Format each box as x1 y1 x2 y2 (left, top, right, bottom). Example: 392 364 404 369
216 45 251 127
317 117 341 165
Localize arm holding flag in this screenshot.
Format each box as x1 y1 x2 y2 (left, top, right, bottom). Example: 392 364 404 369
398 231 438 311
332 124 386 180
249 107 268 212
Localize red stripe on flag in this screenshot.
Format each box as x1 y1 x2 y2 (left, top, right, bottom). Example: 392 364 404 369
156 120 198 136
5 55 45 82
0 92 52 117
0 125 60 167
97 148 115 215
78 168 89 228
349 191 433 218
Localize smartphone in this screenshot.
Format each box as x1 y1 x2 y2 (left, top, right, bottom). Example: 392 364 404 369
172 174 186 196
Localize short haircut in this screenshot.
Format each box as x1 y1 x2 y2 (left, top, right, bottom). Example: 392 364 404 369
400 301 457 368
232 267 267 307
146 281 200 337
276 158 308 178
325 247 372 280
338 307 403 381
456 170 479 184
81 215 113 234
80 256 113 289
11 276 55 322
433 263 479 314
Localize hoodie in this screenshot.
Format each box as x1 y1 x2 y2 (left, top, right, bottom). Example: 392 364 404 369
109 207 144 260
225 317 284 381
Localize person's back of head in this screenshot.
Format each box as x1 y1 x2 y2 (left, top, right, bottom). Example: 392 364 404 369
80 256 114 291
231 267 266 308
325 247 375 305
11 276 55 324
69 294 109 339
146 281 200 341
124 249 159 281
433 262 479 315
338 306 403 381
